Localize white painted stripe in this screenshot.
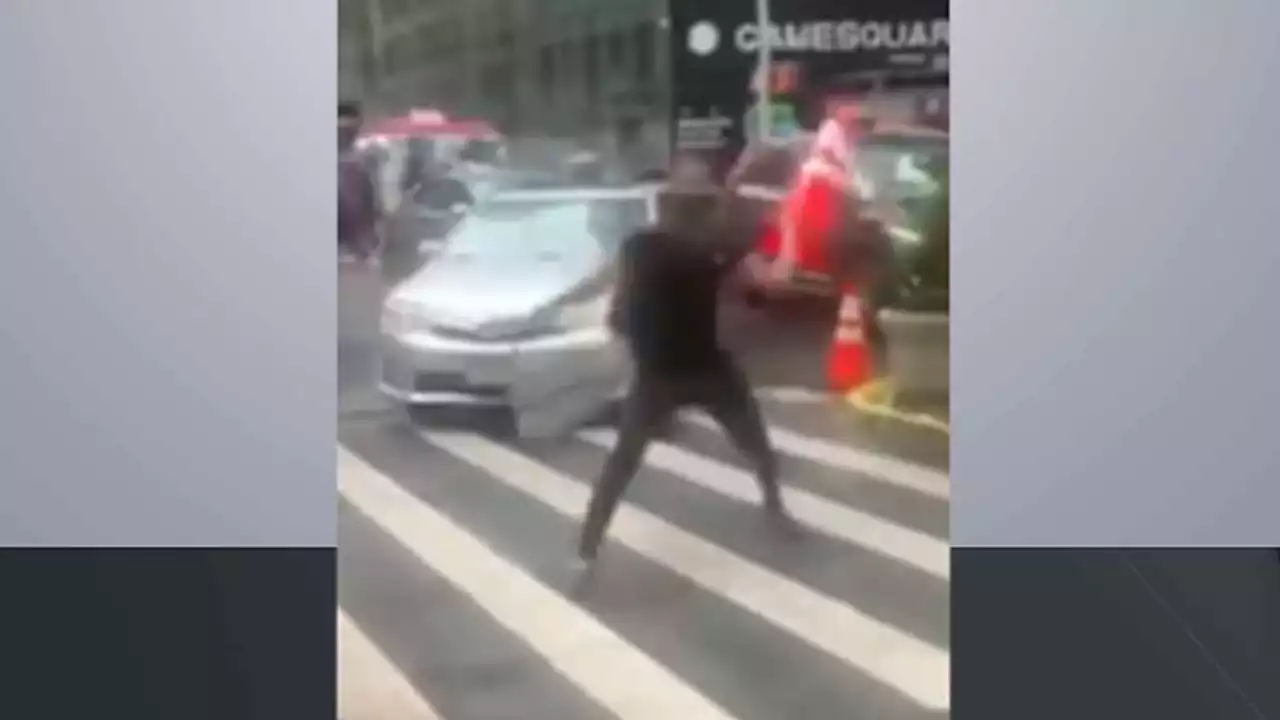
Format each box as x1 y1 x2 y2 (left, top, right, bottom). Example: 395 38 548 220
423 432 950 712
577 430 948 580
755 386 828 404
339 609 445 720
338 448 737 720
681 413 950 500
734 184 785 202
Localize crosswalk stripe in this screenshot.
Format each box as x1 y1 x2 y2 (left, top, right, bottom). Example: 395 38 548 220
338 609 445 720
577 429 949 580
754 386 829 404
423 431 951 712
680 412 950 500
338 447 740 720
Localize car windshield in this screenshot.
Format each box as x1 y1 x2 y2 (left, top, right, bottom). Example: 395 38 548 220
442 193 648 264
854 135 948 203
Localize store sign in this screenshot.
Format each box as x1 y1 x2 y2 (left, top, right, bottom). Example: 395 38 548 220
733 19 948 54
675 109 734 151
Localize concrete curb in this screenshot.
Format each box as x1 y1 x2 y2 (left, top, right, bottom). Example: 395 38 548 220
846 379 950 435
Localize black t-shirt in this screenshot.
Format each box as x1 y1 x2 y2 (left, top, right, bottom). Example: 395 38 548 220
613 228 732 375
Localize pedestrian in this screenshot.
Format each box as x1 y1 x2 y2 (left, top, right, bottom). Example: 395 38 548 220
411 159 474 213
382 159 475 284
575 169 799 574
399 136 436 195
339 100 383 265
768 106 895 343
770 110 861 284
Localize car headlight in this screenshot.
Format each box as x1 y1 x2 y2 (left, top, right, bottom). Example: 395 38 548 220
530 294 612 335
380 297 437 336
380 302 413 335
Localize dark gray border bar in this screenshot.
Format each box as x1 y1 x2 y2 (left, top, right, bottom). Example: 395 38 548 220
0 548 336 718
953 548 1280 719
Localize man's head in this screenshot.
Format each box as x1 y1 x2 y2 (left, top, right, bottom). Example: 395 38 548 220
655 160 728 241
339 101 362 151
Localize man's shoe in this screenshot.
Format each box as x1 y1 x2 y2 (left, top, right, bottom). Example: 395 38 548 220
567 553 597 596
763 505 805 540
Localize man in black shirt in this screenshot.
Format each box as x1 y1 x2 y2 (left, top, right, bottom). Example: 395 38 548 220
576 177 797 570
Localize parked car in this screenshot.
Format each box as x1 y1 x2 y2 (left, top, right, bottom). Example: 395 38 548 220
378 185 658 437
729 124 949 303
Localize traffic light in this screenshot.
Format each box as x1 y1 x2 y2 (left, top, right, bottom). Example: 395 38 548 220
770 61 801 95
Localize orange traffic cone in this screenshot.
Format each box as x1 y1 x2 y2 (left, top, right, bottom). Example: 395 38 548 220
828 285 872 392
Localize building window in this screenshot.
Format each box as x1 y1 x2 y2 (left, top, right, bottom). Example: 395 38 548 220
339 0 365 39
633 22 654 83
557 42 575 81
606 29 626 70
539 46 556 95
495 0 517 45
474 3 494 43
382 0 410 22
384 35 410 75
584 36 601 111
431 17 456 61
481 61 504 99
415 25 435 66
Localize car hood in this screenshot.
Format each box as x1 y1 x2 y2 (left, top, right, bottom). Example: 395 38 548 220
392 249 597 328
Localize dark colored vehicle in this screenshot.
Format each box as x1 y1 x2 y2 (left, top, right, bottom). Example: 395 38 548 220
726 123 946 354
730 122 947 285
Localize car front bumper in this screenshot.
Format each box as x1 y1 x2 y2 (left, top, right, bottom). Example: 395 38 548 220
378 325 617 406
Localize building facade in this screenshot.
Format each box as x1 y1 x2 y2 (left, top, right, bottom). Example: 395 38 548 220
340 0 670 142
667 0 948 177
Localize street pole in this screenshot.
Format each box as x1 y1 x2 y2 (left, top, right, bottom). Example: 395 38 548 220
755 0 771 143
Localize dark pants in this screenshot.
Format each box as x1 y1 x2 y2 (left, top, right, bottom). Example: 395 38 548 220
339 226 379 260
577 352 782 560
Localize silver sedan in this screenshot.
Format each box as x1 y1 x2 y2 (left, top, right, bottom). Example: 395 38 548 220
378 186 656 436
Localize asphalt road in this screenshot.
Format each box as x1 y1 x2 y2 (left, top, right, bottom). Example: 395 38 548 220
337 265 951 720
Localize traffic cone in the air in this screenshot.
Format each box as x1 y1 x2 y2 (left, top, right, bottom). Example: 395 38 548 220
828 285 872 392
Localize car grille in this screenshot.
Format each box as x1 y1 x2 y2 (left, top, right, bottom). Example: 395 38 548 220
430 324 542 342
413 372 507 397
412 372 469 391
